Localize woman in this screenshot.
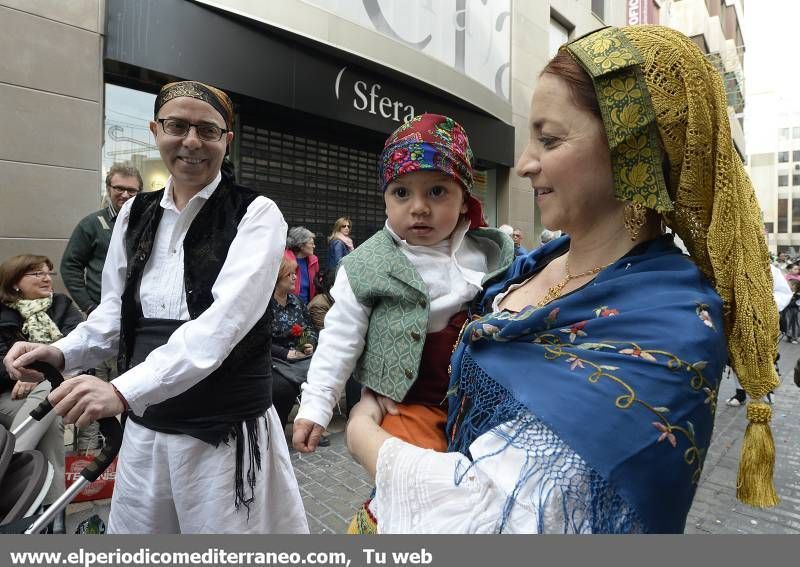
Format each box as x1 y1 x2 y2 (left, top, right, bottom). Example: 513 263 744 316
270 256 318 430
284 226 319 304
327 217 354 270
0 254 83 531
346 26 780 533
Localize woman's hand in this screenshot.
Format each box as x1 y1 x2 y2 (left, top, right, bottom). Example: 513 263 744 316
346 389 394 479
287 348 306 360
10 379 36 400
3 342 65 382
301 343 314 355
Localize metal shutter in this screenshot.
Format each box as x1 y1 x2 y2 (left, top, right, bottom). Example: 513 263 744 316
238 123 385 269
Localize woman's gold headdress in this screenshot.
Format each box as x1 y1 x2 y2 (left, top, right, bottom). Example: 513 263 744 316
565 25 779 507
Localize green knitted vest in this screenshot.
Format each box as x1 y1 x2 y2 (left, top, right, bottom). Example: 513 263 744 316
342 227 513 401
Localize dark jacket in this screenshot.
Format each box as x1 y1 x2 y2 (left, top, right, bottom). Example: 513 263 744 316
269 294 318 360
327 238 351 270
0 293 83 393
61 207 117 312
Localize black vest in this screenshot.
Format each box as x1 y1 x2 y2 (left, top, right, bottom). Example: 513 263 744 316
118 174 273 445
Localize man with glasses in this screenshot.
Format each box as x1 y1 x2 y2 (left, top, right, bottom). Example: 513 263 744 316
6 81 308 534
61 164 142 316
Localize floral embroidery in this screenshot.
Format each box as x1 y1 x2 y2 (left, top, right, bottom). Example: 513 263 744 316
379 113 475 193
601 76 642 102
652 422 677 447
619 134 652 160
544 307 560 328
525 332 716 483
567 355 585 371
586 32 618 55
566 28 672 213
619 347 657 362
594 306 619 317
610 103 645 130
560 321 588 343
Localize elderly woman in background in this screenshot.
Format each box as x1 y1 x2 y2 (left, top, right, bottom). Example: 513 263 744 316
346 26 780 533
0 254 83 531
270 256 318 431
327 217 354 270
539 229 560 246
284 226 319 304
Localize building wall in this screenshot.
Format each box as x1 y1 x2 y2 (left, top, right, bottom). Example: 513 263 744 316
0 1 104 293
0 0 627 267
660 0 746 156
509 1 625 248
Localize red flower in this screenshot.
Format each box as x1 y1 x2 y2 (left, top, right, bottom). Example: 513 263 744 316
290 324 303 337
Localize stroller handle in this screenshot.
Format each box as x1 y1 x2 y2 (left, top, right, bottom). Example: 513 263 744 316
25 361 123 483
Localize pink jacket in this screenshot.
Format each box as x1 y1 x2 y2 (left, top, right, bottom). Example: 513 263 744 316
284 249 319 300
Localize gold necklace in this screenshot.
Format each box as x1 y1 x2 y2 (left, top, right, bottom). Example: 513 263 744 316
536 257 613 307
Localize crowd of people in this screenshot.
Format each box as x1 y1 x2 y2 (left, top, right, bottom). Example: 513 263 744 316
0 24 787 535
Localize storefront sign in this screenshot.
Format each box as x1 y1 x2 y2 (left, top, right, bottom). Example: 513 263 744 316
627 0 649 25
336 67 416 123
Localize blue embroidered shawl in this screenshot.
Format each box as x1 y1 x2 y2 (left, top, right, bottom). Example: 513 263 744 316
446 235 727 533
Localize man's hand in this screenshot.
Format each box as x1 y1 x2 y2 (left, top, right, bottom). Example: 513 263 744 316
49 375 126 428
3 342 65 383
292 418 326 453
11 380 36 400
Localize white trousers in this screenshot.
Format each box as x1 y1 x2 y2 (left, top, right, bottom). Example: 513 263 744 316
108 407 308 534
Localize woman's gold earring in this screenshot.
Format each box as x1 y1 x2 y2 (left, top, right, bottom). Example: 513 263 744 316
624 201 647 241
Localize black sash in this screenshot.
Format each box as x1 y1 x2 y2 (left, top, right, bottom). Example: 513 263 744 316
125 318 271 446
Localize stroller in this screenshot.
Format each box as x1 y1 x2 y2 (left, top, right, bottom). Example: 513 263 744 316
0 362 122 534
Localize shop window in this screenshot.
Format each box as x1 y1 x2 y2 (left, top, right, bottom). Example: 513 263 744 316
793 174 800 186
779 174 789 186
779 151 789 163
794 150 800 162
779 198 788 233
765 222 774 234
103 84 167 195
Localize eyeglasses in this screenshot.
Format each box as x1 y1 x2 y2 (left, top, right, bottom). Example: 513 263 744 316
23 271 57 279
157 118 229 142
109 185 141 196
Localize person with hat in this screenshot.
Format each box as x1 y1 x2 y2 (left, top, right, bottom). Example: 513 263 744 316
292 114 514 464
345 26 780 533
3 80 308 534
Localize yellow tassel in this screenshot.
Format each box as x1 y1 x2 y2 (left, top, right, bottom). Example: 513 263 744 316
736 402 779 507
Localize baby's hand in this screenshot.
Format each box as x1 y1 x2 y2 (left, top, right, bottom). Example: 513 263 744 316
373 391 400 416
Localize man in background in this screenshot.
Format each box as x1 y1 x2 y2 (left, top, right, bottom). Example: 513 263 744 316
61 165 142 316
